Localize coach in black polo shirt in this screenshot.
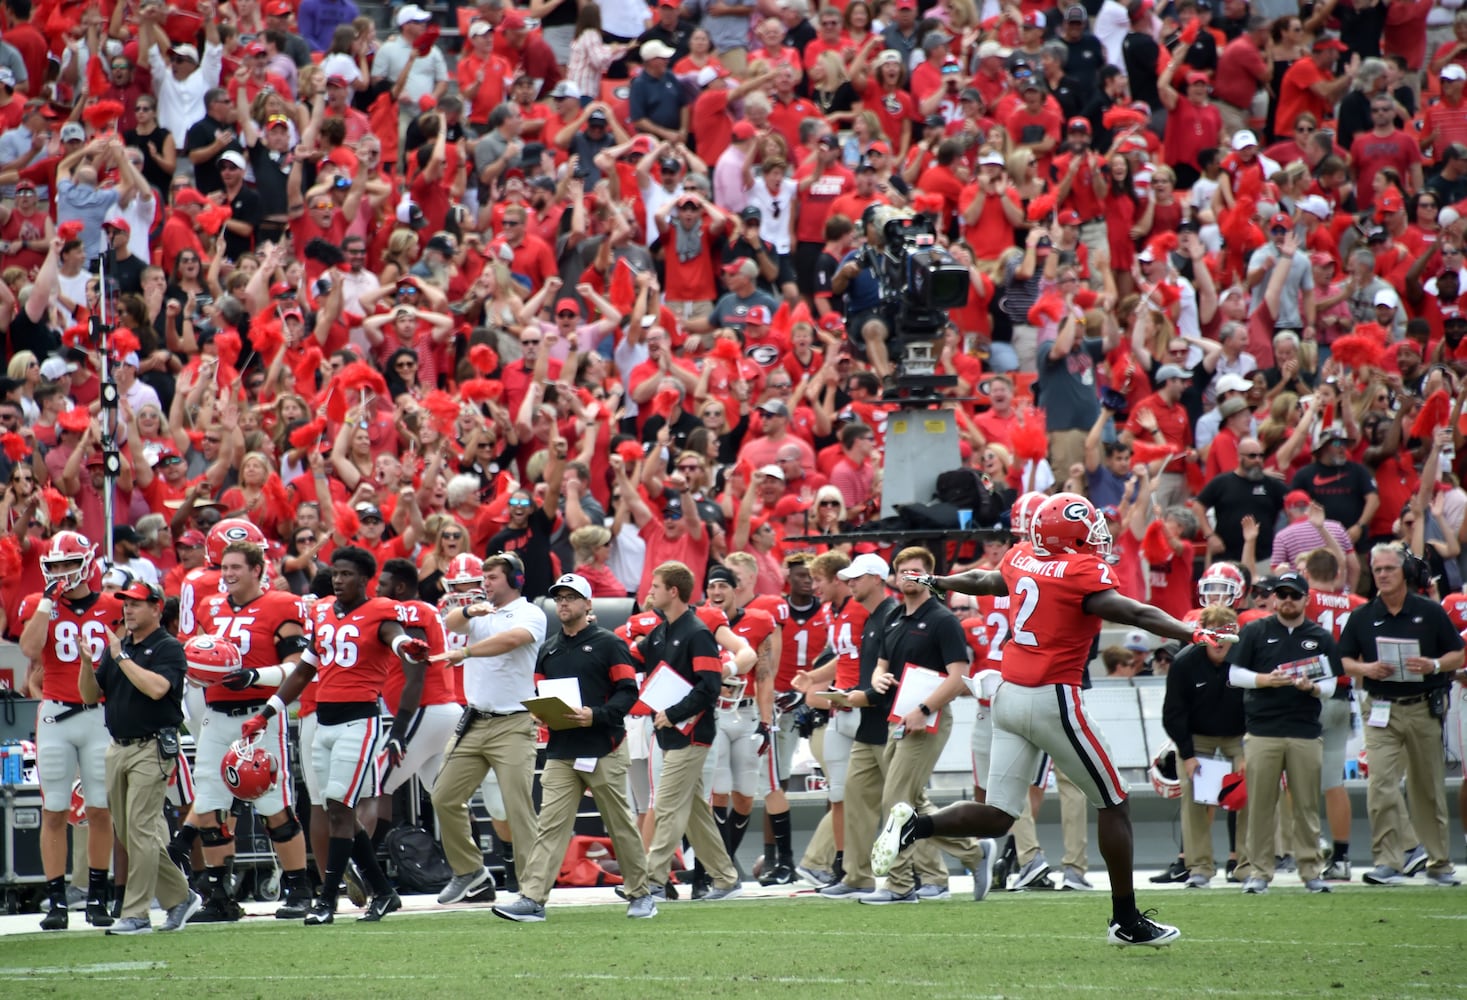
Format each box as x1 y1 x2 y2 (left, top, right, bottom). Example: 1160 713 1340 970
495 574 656 921
1227 571 1341 895
78 580 196 935
1338 544 1464 887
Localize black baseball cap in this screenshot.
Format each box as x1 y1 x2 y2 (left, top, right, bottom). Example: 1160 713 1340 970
706 565 738 586
1268 571 1308 597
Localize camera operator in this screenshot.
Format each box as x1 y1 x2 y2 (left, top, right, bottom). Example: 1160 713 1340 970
78 580 199 935
1338 544 1464 886
1226 571 1342 895
831 206 892 379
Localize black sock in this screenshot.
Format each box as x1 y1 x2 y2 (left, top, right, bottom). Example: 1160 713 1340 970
1112 892 1140 926
370 821 391 853
770 811 793 865
500 840 515 865
728 811 751 856
204 865 229 898
833 851 844 880
1333 841 1349 862
322 837 353 905
1227 811 1237 851
913 814 935 840
88 867 108 900
283 868 310 893
47 875 66 901
110 885 123 915
713 805 732 852
352 829 390 894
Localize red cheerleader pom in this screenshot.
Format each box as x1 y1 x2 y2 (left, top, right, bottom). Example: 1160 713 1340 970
333 501 360 539
1 432 28 462
83 100 125 131
339 361 388 398
1025 191 1057 223
250 317 285 361
420 390 461 437
468 343 500 376
1010 409 1049 462
63 324 90 349
1412 389 1451 440
651 387 681 418
459 378 503 403
1328 333 1386 372
1142 520 1174 564
0 535 19 579
616 440 645 465
57 220 84 242
263 474 292 523
197 203 232 236
1026 293 1066 327
111 330 141 359
1144 232 1179 260
1130 439 1180 465
40 488 70 527
710 338 743 364
288 417 327 451
213 329 242 371
608 258 636 315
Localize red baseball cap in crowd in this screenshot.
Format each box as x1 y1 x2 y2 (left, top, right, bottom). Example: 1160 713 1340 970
555 298 581 316
174 187 209 207
500 11 527 31
1376 189 1404 219
1184 71 1209 86
819 313 845 332
177 530 206 548
1022 11 1044 28
266 1 292 16
731 121 756 141
326 75 351 88
245 42 268 56
1284 490 1312 508
1269 212 1293 231
773 495 812 518
746 305 771 325
102 217 130 234
1066 117 1091 133
1058 209 1082 225
1312 35 1347 53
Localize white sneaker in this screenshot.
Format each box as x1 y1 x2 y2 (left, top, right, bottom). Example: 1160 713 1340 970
871 802 915 877
437 868 491 905
914 884 950 900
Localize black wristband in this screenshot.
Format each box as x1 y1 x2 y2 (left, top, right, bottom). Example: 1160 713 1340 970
918 702 933 716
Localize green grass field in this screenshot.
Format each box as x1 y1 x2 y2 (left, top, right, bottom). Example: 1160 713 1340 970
3 890 1464 999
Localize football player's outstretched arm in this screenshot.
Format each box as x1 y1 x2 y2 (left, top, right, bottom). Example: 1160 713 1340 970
918 568 1009 597
1083 589 1194 643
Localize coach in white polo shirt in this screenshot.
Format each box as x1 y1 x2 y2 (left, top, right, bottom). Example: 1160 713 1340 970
433 552 547 904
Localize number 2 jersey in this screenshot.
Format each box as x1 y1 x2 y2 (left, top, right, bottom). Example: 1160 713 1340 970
998 545 1117 687
29 592 123 703
305 596 403 709
197 590 311 706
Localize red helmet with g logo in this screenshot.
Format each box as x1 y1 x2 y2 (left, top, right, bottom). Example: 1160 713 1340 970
1030 492 1112 558
221 739 279 801
184 634 242 687
1198 563 1245 607
206 518 268 568
1010 491 1048 537
40 531 98 594
438 553 486 610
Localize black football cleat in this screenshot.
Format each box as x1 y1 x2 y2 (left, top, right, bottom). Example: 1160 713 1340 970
357 892 402 923
1108 910 1181 948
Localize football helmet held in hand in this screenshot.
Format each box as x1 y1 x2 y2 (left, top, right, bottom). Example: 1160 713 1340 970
184 634 243 687
439 554 486 610
1149 740 1182 799
222 738 279 801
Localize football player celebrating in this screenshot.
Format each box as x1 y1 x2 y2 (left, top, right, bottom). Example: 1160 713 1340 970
179 519 268 637
171 541 314 921
21 532 119 929
874 493 1198 946
241 547 430 924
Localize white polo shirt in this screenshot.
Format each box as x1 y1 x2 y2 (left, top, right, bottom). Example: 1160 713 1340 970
462 596 546 714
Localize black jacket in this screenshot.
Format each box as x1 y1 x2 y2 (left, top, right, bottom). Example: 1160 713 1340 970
644 608 721 751
536 624 639 760
1163 643 1245 759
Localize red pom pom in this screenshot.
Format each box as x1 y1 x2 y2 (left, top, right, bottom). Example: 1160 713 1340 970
197 203 233 236
213 329 242 371
263 474 291 524
1010 408 1049 462
468 343 500 375
459 379 502 403
616 440 645 464
57 220 84 242
1131 440 1180 465
1328 333 1386 372
250 317 285 361
111 330 141 358
63 324 90 349
333 501 360 539
710 338 742 364
651 387 681 418
1 432 28 462
1145 232 1179 260
41 487 69 527
1412 389 1452 440
0 535 19 579
1026 293 1066 327
1025 191 1057 223
339 361 388 398
1142 520 1174 564
83 100 125 130
420 390 461 437
289 417 327 451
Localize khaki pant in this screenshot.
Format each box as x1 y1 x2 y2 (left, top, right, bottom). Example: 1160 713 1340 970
1244 734 1323 882
1179 735 1248 879
1048 429 1087 484
879 713 985 893
1216 101 1250 142
840 739 947 890
644 743 738 890
517 745 651 903
1364 697 1453 876
1012 768 1088 870
799 726 836 871
105 740 189 920
431 713 538 877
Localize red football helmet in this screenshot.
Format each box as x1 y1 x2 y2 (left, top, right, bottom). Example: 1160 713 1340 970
184 634 243 687
40 531 97 594
1010 491 1048 537
1149 740 1183 799
68 780 87 827
1218 771 1247 811
1030 493 1112 558
1198 563 1245 607
438 553 486 610
221 738 279 801
206 518 268 568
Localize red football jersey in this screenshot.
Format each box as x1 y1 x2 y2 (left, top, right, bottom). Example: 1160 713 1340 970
178 567 224 638
1442 591 1467 636
975 593 1013 666
694 605 730 635
998 547 1118 687
440 608 468 702
750 595 829 691
1304 589 1366 640
35 592 122 703
383 600 453 713
198 590 311 706
298 597 321 717
619 610 666 666
1238 607 1271 626
309 596 402 704
827 597 870 689
960 613 990 673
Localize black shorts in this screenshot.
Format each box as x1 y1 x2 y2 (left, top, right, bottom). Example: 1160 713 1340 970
794 242 824 296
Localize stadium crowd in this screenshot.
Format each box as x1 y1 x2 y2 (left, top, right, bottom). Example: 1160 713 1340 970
0 0 1463 936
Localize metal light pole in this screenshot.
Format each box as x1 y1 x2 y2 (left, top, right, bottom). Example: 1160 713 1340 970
92 254 118 567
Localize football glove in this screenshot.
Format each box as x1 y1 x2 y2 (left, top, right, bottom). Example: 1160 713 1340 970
385 736 405 767
398 638 430 661
1193 625 1239 648
902 571 945 596
753 721 772 756
240 714 268 741
220 668 260 691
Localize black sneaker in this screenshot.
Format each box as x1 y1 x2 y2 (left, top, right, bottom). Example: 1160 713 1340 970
188 896 243 923
39 905 68 931
85 898 115 927
1225 859 1240 883
275 889 313 920
343 863 368 908
1149 859 1189 884
357 892 402 922
304 900 336 926
758 863 796 887
1108 909 1181 948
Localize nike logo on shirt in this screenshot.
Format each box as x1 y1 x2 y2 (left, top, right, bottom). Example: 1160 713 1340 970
1312 473 1346 486
1267 637 1280 643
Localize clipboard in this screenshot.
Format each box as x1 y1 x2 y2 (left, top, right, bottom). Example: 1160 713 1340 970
887 665 944 733
1191 757 1231 806
522 697 583 731
819 690 855 707
633 663 698 734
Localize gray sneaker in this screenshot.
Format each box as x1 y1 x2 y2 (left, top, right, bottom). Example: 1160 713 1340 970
1061 866 1094 891
492 896 546 922
1184 873 1211 889
1321 859 1351 881
106 915 153 935
700 883 744 901
795 865 836 888
818 882 870 899
1242 877 1269 895
914 884 950 900
1403 846 1428 876
438 868 492 905
160 890 202 932
1363 866 1407 886
857 887 919 905
1304 878 1331 893
626 893 658 918
1011 853 1052 890
1425 870 1461 887
65 885 88 911
972 839 997 901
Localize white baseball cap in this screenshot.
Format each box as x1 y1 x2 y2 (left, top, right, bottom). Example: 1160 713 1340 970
640 39 676 61
548 573 593 600
1443 64 1467 82
396 4 433 26
1374 288 1400 309
837 553 891 581
1297 194 1331 220
1123 629 1150 652
1230 130 1258 151
1214 373 1253 395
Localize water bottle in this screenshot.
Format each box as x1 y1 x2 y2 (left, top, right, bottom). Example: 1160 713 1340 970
1 742 20 785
